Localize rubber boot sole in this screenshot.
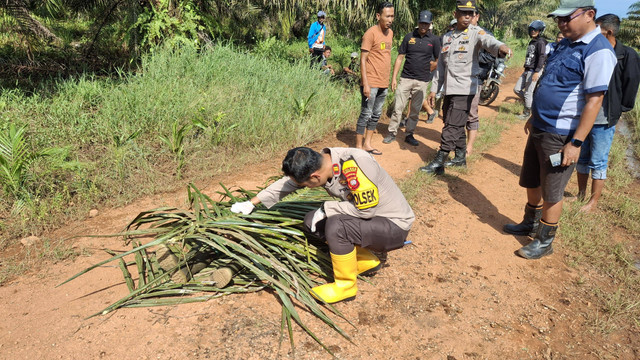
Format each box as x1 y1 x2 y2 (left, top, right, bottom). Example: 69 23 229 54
517 246 554 259
359 263 382 276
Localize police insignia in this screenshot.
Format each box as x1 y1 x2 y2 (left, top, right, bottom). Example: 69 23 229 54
333 163 340 175
463 36 469 40
442 45 450 53
342 159 379 210
458 46 465 51
458 54 464 59
479 30 486 35
408 38 416 44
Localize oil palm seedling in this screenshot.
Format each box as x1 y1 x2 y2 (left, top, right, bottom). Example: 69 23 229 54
159 119 192 177
59 183 354 356
293 91 316 118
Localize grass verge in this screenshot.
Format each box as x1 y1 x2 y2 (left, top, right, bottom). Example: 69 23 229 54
0 43 359 250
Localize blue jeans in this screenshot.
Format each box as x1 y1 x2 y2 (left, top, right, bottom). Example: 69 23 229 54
576 124 616 180
356 87 388 135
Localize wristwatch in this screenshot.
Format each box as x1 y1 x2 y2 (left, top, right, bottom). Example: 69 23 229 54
570 138 583 147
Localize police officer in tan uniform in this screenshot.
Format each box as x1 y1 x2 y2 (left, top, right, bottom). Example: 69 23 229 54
420 0 511 174
230 147 414 304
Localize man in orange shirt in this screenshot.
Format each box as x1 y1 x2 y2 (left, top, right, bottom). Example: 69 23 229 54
356 2 394 156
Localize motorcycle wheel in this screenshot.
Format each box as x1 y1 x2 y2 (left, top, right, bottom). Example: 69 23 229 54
479 82 499 106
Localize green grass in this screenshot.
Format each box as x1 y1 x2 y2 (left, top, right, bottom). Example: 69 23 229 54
629 93 640 159
559 126 640 334
0 43 359 246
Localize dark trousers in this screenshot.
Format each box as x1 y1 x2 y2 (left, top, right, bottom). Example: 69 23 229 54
310 48 324 68
304 212 408 255
440 94 474 152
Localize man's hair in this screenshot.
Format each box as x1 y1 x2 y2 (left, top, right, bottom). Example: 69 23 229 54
596 13 620 36
377 2 393 14
324 45 332 52
281 147 323 183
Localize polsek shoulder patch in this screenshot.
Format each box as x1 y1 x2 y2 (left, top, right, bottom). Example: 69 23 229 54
342 159 379 210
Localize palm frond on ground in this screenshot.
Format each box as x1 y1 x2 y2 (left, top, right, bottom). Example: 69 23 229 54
60 183 354 356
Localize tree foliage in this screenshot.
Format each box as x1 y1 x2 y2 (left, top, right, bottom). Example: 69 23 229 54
619 1 640 49
0 0 568 67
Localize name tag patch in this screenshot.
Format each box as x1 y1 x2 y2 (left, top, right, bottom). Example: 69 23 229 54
341 159 379 210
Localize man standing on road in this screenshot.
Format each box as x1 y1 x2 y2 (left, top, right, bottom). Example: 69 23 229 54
383 10 440 147
504 0 616 259
576 14 640 212
355 2 395 156
229 147 414 304
514 20 548 120
463 10 491 158
308 11 327 68
420 0 511 174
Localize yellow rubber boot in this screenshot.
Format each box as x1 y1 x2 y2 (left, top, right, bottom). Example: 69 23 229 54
311 249 358 304
355 246 381 276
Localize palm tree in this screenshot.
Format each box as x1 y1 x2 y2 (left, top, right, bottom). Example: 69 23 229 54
1 0 60 43
618 1 640 48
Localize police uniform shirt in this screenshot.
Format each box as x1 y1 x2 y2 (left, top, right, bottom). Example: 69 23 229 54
431 24 504 96
256 148 415 231
398 29 441 82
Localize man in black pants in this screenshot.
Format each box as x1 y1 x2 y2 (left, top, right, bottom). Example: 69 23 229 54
308 11 327 68
420 0 510 174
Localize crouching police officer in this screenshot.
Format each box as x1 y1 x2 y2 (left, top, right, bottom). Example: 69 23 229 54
230 147 415 303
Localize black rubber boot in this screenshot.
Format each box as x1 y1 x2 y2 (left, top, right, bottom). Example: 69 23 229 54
516 221 557 259
503 203 542 237
419 150 448 175
444 148 466 167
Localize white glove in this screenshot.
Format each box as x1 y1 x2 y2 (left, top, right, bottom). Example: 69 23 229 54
230 201 255 215
309 208 327 232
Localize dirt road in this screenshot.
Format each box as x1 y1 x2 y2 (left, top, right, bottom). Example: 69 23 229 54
0 70 637 360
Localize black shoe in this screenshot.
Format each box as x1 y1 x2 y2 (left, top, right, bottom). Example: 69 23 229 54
404 134 419 146
419 150 448 175
444 148 466 167
399 120 406 128
382 134 396 144
516 221 557 259
504 203 542 237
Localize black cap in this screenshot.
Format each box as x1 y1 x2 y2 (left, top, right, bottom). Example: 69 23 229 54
456 0 476 11
419 10 433 23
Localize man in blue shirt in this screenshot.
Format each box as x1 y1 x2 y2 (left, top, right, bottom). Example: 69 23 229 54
504 0 616 260
308 11 327 68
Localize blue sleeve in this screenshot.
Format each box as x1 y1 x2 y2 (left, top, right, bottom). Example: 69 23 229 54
308 23 318 48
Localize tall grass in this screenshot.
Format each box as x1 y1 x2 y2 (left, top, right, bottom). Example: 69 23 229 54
629 93 640 159
0 44 359 243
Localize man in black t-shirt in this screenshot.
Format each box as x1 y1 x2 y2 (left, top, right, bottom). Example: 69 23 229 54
383 10 441 147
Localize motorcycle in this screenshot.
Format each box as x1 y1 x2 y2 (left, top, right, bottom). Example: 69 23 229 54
478 57 506 106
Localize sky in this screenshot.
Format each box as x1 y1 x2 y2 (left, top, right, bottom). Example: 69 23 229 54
596 0 636 19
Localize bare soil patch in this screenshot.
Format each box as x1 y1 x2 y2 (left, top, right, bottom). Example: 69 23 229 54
1 70 638 360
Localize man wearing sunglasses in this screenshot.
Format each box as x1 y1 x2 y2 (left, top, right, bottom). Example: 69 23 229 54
504 0 616 260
